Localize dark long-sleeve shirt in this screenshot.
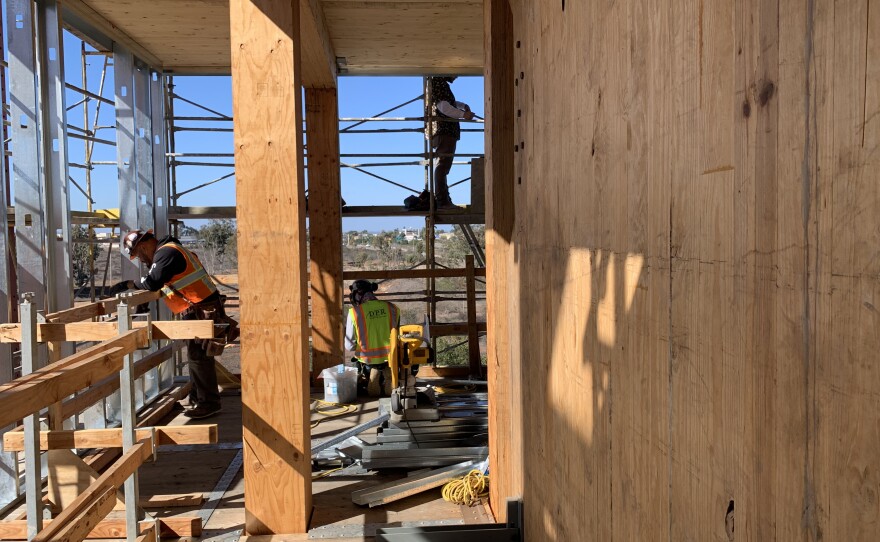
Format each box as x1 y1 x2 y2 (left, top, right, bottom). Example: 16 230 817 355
133 236 187 292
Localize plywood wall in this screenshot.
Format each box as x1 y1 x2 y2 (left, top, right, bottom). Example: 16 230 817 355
493 0 880 539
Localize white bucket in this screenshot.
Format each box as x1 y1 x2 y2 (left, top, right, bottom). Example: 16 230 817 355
319 365 358 404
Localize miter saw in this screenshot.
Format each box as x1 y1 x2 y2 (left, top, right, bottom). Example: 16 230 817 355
387 324 439 422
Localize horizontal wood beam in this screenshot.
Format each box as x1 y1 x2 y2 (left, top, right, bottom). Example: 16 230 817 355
45 291 161 323
84 382 192 474
0 517 201 539
61 346 173 420
168 205 485 225
3 425 217 452
33 439 153 542
431 322 488 336
0 329 148 428
0 320 216 343
344 267 487 281
140 493 205 508
61 0 162 68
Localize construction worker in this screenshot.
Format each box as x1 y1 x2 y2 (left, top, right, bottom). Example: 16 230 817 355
427 76 475 209
108 230 238 419
344 280 400 397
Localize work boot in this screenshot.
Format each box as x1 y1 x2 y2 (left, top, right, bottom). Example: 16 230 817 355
367 367 382 398
382 366 394 396
184 402 222 419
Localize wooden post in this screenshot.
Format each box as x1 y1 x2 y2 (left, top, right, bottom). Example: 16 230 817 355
305 87 343 381
465 255 480 376
484 0 519 522
230 0 312 534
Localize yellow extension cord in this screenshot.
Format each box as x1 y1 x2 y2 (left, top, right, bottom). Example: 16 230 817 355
441 470 489 506
310 398 359 428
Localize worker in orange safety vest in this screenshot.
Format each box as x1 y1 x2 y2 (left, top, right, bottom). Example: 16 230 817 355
109 229 238 419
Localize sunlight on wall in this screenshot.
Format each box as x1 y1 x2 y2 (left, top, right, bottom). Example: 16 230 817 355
548 248 645 446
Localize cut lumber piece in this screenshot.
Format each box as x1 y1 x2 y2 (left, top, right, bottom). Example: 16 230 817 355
351 460 481 506
46 450 125 512
140 493 205 508
85 382 193 473
0 517 201 539
4 425 218 451
61 346 173 419
44 291 160 323
343 268 486 281
33 439 153 542
49 485 116 542
134 522 156 542
0 329 148 428
0 320 215 342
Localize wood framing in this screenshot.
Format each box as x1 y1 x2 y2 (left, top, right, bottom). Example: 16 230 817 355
230 0 312 534
344 268 486 281
484 0 518 522
465 255 481 375
44 290 160 323
299 0 337 87
32 439 153 542
3 425 218 452
0 319 215 342
306 87 343 379
0 517 201 539
0 328 148 428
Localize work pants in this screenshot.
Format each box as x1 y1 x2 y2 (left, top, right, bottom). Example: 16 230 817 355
431 133 457 203
182 299 231 407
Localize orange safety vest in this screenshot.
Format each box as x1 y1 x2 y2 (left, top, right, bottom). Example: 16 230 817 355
159 243 217 314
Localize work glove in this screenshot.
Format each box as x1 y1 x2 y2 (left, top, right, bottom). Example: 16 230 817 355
107 280 133 296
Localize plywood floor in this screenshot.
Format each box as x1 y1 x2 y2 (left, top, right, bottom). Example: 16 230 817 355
148 388 487 541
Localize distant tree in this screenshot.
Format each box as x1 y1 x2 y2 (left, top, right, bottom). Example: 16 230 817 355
71 226 103 290
197 220 237 273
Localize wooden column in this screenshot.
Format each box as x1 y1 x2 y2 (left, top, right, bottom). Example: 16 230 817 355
306 88 343 380
484 0 518 522
230 0 311 534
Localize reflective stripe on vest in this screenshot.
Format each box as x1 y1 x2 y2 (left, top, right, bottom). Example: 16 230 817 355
158 243 217 314
350 300 399 364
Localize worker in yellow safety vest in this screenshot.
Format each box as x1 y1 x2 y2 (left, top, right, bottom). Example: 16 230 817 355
108 229 239 419
344 280 400 397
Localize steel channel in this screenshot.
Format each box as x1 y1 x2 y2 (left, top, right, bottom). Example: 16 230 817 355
364 446 488 459
0 32 14 507
117 298 140 541
311 413 390 455
8 0 47 311
113 45 139 281
20 296 43 537
351 460 478 505
37 0 73 320
150 71 169 240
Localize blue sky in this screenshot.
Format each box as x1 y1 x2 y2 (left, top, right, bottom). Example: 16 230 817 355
58 31 484 233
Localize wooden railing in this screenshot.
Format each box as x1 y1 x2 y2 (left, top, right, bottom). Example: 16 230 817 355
0 293 218 541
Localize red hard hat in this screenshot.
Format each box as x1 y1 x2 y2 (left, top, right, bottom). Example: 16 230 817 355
122 229 153 260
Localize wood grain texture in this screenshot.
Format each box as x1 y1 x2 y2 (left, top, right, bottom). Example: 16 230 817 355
3 425 217 452
484 0 517 521
0 320 214 342
0 517 200 540
306 88 343 379
502 0 880 539
68 0 478 77
230 0 312 534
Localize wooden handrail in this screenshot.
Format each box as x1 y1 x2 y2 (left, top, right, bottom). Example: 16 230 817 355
45 290 161 323
0 328 148 428
3 425 218 452
0 320 216 343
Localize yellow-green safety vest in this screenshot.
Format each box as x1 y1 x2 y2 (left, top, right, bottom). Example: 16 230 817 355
349 300 400 365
